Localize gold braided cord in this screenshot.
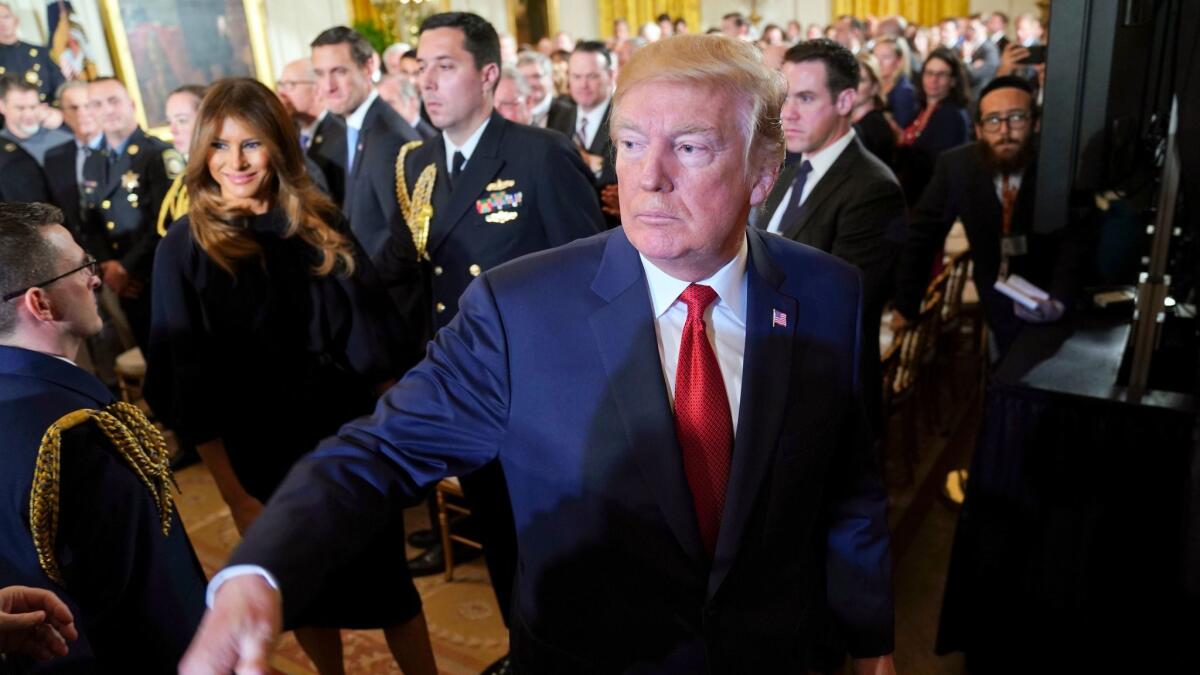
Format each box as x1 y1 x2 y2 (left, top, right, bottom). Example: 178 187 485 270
29 403 176 587
394 140 437 260
157 176 189 237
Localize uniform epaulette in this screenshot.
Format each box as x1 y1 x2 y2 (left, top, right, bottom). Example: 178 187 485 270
158 175 189 237
30 402 176 586
395 140 435 260
162 148 186 180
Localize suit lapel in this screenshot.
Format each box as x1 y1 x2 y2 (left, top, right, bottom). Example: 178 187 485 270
707 230 798 598
427 112 507 255
587 104 612 156
780 139 859 241
588 231 708 565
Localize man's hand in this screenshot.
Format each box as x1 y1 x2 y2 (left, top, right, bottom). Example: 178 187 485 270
576 145 604 175
1013 297 1064 324
600 184 620 217
178 575 282 675
0 585 78 661
997 43 1030 77
99 260 129 295
853 654 897 675
230 495 265 536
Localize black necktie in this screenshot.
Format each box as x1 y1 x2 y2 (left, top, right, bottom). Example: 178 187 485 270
773 160 813 232
450 151 465 189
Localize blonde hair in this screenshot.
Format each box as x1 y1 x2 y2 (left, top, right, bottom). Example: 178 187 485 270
874 37 912 80
611 34 786 179
185 78 354 277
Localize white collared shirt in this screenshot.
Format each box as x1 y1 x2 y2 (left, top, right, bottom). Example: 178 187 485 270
575 96 611 149
993 170 1024 203
766 128 857 234
530 93 552 128
345 89 379 131
443 117 491 173
640 236 749 431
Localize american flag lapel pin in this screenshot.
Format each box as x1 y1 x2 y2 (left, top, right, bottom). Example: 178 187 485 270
772 308 788 328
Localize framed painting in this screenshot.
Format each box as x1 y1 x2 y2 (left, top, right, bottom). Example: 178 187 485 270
97 0 272 134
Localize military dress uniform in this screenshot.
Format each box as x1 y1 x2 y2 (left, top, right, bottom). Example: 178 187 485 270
383 110 604 626
0 345 206 671
80 128 183 349
0 41 65 103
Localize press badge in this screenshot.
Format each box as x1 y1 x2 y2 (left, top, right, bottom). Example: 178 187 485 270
1001 235 1028 257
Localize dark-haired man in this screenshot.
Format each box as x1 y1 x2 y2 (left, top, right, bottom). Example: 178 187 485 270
756 38 906 433
0 202 206 670
310 26 421 253
0 76 70 166
894 76 1080 359
373 17 601 671
80 77 180 350
558 41 619 225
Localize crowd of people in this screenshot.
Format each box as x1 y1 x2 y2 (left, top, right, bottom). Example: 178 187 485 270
0 3 1082 674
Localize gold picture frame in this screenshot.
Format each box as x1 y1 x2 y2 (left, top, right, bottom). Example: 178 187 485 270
97 0 273 138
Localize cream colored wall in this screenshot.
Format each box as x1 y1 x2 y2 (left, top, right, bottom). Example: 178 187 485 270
12 0 114 77
261 0 348 79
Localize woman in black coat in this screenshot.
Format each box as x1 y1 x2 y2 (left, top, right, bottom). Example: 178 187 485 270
145 78 435 675
852 53 898 169
895 47 973 206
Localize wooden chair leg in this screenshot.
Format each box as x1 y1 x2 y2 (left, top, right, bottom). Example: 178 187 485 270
437 488 454 582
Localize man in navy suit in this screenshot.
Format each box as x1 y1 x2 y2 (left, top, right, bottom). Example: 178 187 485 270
0 202 205 670
182 34 895 675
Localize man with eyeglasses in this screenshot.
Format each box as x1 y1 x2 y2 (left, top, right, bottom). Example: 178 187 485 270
0 202 206 670
894 76 1082 360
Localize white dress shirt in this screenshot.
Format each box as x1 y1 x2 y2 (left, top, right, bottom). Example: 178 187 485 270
640 236 748 431
575 96 611 149
443 117 491 173
765 128 857 234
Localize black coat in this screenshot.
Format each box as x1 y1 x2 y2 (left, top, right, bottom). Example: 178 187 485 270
42 139 86 236
544 96 576 137
0 139 50 203
0 42 65 103
380 110 605 334
895 142 1085 356
896 102 972 206
550 100 618 226
0 346 206 671
756 135 907 429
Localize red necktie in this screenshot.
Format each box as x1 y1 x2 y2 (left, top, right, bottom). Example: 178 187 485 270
673 284 733 558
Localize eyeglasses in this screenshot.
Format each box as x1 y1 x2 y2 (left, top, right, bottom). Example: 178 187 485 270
923 69 954 79
979 111 1032 132
276 79 316 92
2 257 98 301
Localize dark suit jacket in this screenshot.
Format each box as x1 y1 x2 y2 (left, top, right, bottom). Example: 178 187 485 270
379 110 604 333
895 142 1084 356
43 139 85 236
306 112 347 205
553 100 618 227
232 227 893 673
756 136 906 429
0 345 206 671
341 97 422 260
0 139 50 203
544 96 576 137
897 102 972 206
413 117 438 141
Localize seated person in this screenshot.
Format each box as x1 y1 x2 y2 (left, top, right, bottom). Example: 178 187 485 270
0 202 206 671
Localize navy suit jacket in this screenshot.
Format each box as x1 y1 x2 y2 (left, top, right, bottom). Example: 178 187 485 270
232 227 894 672
0 346 205 671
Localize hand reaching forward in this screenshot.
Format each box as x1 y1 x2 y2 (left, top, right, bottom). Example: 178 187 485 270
0 585 78 661
178 575 282 675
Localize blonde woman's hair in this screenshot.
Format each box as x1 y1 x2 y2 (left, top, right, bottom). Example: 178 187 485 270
185 77 354 278
611 34 786 181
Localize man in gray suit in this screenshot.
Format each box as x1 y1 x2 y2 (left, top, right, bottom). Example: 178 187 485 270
755 39 906 433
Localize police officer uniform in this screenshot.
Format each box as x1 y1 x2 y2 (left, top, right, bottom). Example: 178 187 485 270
0 41 65 103
0 345 206 670
381 109 604 626
80 128 182 349
0 137 50 202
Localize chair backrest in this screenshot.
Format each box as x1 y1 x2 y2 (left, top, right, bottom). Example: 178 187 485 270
891 290 942 400
940 249 973 325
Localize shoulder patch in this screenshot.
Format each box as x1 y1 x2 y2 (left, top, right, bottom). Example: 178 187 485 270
162 148 185 179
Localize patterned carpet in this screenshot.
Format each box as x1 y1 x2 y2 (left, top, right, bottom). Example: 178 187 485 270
174 464 507 674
